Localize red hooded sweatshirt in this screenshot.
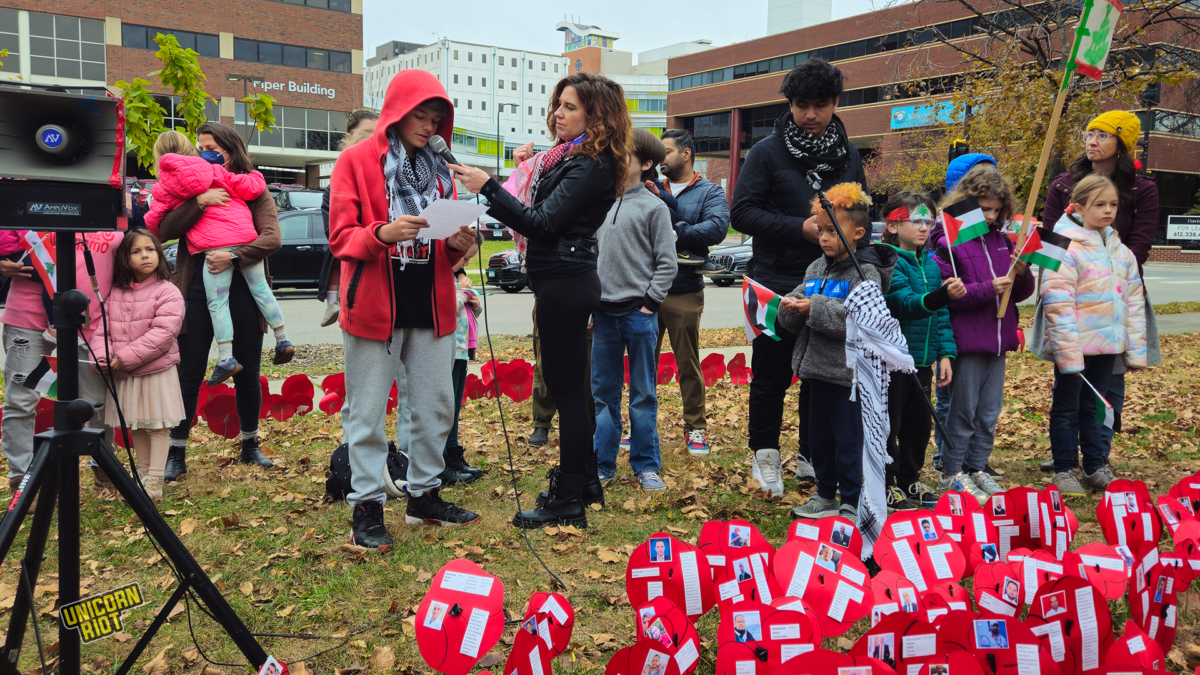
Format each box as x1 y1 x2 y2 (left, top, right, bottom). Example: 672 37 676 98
328 70 465 341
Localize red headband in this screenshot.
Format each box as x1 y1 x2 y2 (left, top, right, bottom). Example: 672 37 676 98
886 206 911 222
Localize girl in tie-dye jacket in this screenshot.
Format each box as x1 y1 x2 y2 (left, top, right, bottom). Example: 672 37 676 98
1041 174 1146 492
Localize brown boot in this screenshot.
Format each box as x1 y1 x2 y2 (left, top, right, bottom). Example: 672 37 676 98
8 476 38 510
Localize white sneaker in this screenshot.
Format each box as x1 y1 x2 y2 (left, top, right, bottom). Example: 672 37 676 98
321 302 340 327
752 449 784 497
794 455 816 486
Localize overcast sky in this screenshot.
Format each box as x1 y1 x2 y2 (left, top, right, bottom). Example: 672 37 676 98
361 0 887 62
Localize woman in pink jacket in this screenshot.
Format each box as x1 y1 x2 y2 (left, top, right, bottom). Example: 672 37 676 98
144 130 292 386
88 231 187 500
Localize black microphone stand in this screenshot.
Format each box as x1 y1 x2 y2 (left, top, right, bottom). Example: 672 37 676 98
805 171 957 459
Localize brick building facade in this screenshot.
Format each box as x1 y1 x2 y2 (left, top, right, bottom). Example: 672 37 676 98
0 0 364 186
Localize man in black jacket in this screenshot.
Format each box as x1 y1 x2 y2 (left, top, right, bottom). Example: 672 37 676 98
730 58 869 497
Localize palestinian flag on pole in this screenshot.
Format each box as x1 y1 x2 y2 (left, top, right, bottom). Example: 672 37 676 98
743 277 782 342
23 356 57 398
1073 0 1124 81
19 231 57 294
1019 226 1071 272
1080 373 1115 429
942 197 990 247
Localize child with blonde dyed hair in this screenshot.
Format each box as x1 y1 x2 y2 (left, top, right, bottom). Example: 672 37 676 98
1041 174 1146 494
777 183 900 521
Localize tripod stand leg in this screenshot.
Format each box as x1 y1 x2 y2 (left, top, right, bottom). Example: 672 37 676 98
0 443 53 562
114 581 190 675
0 459 59 675
91 446 268 667
59 451 81 675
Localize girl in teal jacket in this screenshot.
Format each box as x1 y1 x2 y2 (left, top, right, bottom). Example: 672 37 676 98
881 192 965 510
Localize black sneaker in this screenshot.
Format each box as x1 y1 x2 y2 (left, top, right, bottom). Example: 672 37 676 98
405 489 480 527
887 486 915 512
351 500 393 551
676 251 704 266
984 463 1002 478
906 482 940 509
698 260 727 275
446 445 483 479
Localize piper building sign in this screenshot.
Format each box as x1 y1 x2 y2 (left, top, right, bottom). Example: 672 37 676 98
252 80 337 100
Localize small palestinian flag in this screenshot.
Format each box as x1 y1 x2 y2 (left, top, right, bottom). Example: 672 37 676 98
1073 0 1124 81
743 277 782 343
942 197 990 247
23 356 57 398
19 231 57 294
1080 373 1115 429
1019 226 1071 272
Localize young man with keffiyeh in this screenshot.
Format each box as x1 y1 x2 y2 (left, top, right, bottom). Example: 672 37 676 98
329 70 482 550
730 58 870 498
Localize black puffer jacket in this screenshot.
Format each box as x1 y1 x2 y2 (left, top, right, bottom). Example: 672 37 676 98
482 152 618 278
731 111 868 295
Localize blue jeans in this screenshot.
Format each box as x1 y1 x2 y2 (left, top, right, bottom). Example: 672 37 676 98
1050 354 1116 475
932 360 950 468
1099 372 1124 456
592 309 661 475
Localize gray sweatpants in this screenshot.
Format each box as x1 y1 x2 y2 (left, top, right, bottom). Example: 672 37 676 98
343 328 453 504
3 324 111 477
942 353 1007 476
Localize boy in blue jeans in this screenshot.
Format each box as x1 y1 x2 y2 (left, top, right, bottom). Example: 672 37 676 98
592 129 678 490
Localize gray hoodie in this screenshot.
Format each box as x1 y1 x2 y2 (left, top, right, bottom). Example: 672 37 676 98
777 244 898 388
596 183 678 314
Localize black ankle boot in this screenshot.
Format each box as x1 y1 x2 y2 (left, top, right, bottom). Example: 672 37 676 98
164 446 187 483
536 456 604 508
239 437 274 468
513 471 588 529
446 445 483 479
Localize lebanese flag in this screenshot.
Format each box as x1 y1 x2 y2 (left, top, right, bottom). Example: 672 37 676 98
1080 373 1115 429
743 277 782 343
19 231 57 294
1019 226 1071 272
23 356 57 398
942 197 990 247
1073 0 1124 81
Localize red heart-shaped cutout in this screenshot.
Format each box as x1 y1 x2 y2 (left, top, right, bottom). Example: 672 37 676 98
1008 548 1066 607
203 394 240 439
771 540 872 636
269 397 296 422
1063 542 1128 601
874 511 968 592
657 352 678 385
625 533 715 623
318 391 343 415
1106 619 1166 672
1097 480 1161 558
1127 549 1179 655
281 374 314 412
1026 576 1114 675
414 559 505 675
502 620 553 675
321 372 345 399
768 596 825 645
919 581 971 624
700 353 726 387
717 599 819 666
522 592 574 657
635 597 701 673
34 398 54 434
899 652 991 675
699 520 777 573
1153 495 1192 536
848 613 941 674
772 648 895 675
869 570 922 623
1036 485 1076 558
605 639 684 675
1168 472 1200 514
972 561 1025 616
727 352 751 386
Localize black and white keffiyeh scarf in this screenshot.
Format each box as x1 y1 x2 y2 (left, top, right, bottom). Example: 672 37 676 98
843 280 915 559
383 127 453 266
783 115 850 174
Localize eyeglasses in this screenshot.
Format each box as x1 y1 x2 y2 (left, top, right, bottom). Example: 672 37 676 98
1081 130 1114 143
904 218 934 229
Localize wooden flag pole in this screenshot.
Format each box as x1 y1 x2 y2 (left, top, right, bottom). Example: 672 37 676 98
997 67 1076 319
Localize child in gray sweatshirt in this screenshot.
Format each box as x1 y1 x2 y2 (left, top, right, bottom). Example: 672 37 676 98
593 130 678 490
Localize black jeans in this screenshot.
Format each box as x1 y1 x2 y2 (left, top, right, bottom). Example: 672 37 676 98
530 269 600 475
886 366 934 491
170 255 265 444
809 379 863 505
1050 354 1116 475
748 329 811 460
446 358 468 450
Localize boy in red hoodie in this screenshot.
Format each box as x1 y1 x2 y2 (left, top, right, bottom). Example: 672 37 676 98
328 70 479 549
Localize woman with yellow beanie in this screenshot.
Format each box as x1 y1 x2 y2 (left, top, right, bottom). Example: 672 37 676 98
1040 109 1161 480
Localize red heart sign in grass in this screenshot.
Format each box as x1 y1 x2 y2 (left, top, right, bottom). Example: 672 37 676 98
414 559 505 675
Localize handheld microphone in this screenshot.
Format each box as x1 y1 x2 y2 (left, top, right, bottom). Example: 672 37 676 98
428 135 459 167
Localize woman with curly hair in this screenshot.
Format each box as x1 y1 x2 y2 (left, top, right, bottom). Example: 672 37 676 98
451 71 631 528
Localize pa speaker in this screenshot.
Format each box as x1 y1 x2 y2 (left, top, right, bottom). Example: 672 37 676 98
0 87 122 184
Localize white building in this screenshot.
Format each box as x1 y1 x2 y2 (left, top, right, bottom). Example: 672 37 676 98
767 0 832 35
363 39 568 178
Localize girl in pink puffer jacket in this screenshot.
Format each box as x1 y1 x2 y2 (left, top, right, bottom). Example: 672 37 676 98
88 230 186 500
143 131 292 386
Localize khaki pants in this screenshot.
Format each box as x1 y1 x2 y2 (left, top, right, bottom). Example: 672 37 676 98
531 303 594 428
655 289 707 430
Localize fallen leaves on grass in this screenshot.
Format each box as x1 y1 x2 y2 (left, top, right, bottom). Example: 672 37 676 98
369 646 395 672
141 646 171 675
179 518 198 536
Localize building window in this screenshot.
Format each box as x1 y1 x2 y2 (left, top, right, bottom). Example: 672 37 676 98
528 60 532 69
157 95 220 132
498 79 504 88
510 81 516 90
482 101 486 111
468 52 472 61
453 50 458 59
482 54 486 63
528 106 532 115
554 63 559 72
238 104 346 151
468 100 473 109
541 61 546 71
468 76 473 86
121 25 219 58
264 0 352 9
0 8 21 74
540 107 545 116
541 84 545 94
28 12 106 81
453 74 458 84
233 38 349 72
482 77 486 87
499 56 505 65
453 98 458 107
528 83 532 92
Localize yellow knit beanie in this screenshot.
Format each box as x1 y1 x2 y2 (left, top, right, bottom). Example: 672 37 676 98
1087 111 1140 151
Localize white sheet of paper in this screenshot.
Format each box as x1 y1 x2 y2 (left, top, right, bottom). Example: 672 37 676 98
1041 504 1053 547
1149 615 1160 639
680 550 703 616
708 555 727 568
841 564 866 585
828 580 863 622
538 618 552 649
1141 549 1160 579
1142 590 1149 618
1114 505 1128 546
749 552 773 603
1016 644 1041 675
1031 622 1065 662
1167 605 1177 628
938 515 953 529
903 633 936 658
459 607 489 658
528 646 545 675
441 571 495 596
793 523 819 540
1079 554 1124 571
927 543 954 579
632 567 660 578
907 665 924 675
893 539 927 591
1166 577 1175 595
539 596 568 624
949 533 963 542
415 198 488 240
1055 530 1067 560
950 601 968 610
979 592 1018 616
892 520 916 538
1142 513 1154 540
735 661 755 675
1127 635 1145 654
973 513 989 542
787 553 815 599
778 599 806 612
999 525 1020 560
718 579 740 601
926 608 948 622
771 623 801 640
1075 585 1099 671
1028 493 1041 538
675 640 700 673
1023 559 1039 605
875 602 899 617
781 644 813 662
646 581 663 600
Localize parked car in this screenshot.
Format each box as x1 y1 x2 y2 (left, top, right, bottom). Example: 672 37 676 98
127 178 157 210
476 215 512 241
485 248 526 292
275 188 325 212
871 221 885 242
162 208 326 288
706 237 753 287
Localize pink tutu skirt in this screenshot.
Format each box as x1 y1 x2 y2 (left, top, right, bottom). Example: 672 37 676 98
104 365 186 430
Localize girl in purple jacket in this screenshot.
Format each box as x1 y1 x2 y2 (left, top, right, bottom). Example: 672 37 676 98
930 168 1034 505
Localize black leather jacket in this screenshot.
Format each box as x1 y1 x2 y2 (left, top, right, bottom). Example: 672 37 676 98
481 152 617 278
